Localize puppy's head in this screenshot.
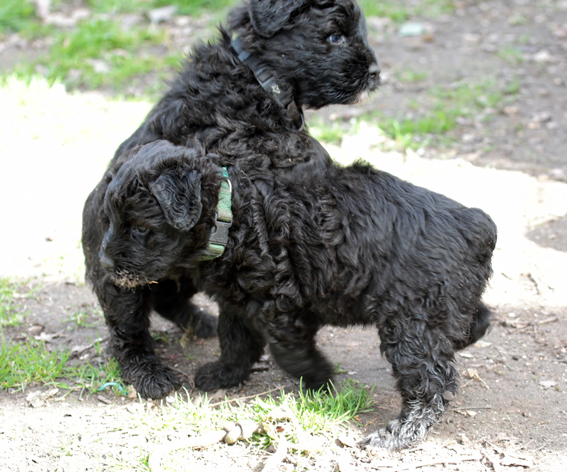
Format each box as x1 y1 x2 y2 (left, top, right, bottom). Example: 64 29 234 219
229 0 380 108
99 140 216 288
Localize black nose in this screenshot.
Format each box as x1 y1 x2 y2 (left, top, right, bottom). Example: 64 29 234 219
369 62 381 81
99 251 115 271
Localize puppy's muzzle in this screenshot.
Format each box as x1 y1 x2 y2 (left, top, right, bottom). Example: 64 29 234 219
369 62 381 87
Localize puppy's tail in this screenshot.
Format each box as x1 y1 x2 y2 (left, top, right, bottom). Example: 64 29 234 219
454 302 491 351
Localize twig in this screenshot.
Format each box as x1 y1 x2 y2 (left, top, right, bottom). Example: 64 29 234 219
508 439 533 454
149 420 264 472
209 385 285 408
526 273 540 295
373 452 483 470
460 379 474 389
452 405 492 411
149 430 227 472
537 316 558 325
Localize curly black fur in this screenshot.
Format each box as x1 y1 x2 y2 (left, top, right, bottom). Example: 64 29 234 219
82 0 379 400
98 140 497 449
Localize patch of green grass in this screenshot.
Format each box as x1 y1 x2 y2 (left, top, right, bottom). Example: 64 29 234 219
66 358 124 393
432 80 506 111
331 77 520 152
0 278 33 327
0 0 36 34
0 329 123 393
310 77 517 152
152 330 171 344
381 116 441 145
358 0 410 22
153 0 236 16
86 0 143 14
508 12 529 26
379 79 514 146
0 338 71 390
87 0 236 16
396 70 428 83
133 379 373 464
497 46 525 65
67 307 102 328
16 17 181 92
359 0 454 22
308 119 346 145
504 77 521 96
256 380 373 443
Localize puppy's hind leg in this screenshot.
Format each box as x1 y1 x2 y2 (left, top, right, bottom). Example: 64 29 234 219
265 311 333 391
194 302 265 391
364 318 458 450
151 278 218 339
101 282 181 399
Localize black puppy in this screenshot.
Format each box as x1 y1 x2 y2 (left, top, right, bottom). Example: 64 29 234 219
99 140 496 449
82 0 379 399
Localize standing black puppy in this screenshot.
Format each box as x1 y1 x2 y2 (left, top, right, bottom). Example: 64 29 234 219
98 140 496 449
82 0 379 399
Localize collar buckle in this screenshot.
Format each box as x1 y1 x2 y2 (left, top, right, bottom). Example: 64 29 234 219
199 168 232 262
231 37 304 131
209 216 232 245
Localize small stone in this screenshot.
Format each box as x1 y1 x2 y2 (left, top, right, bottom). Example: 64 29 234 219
87 59 110 74
26 391 45 408
127 385 137 399
531 111 552 123
539 380 557 389
532 50 554 63
399 22 425 37
463 33 481 45
503 106 519 115
148 6 178 24
336 434 357 448
237 420 262 439
223 424 242 445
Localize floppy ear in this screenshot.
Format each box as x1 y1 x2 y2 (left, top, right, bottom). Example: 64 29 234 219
149 169 202 232
249 0 308 38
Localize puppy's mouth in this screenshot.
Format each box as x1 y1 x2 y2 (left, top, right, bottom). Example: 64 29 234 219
353 88 373 106
110 269 153 289
352 70 381 105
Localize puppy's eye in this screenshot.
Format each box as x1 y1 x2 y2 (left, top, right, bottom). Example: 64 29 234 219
328 33 345 44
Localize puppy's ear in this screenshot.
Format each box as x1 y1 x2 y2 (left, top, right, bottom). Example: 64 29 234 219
149 169 202 232
249 0 308 38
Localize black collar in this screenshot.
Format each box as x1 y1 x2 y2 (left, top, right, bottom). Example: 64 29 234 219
231 37 304 131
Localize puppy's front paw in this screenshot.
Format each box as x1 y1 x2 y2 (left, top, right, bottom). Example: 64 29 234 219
124 362 181 399
361 421 409 450
361 402 440 450
194 361 246 391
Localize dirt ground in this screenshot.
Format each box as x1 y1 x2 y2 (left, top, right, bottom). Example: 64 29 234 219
1 1 567 471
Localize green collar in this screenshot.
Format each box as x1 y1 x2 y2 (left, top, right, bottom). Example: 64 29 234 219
199 168 233 261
